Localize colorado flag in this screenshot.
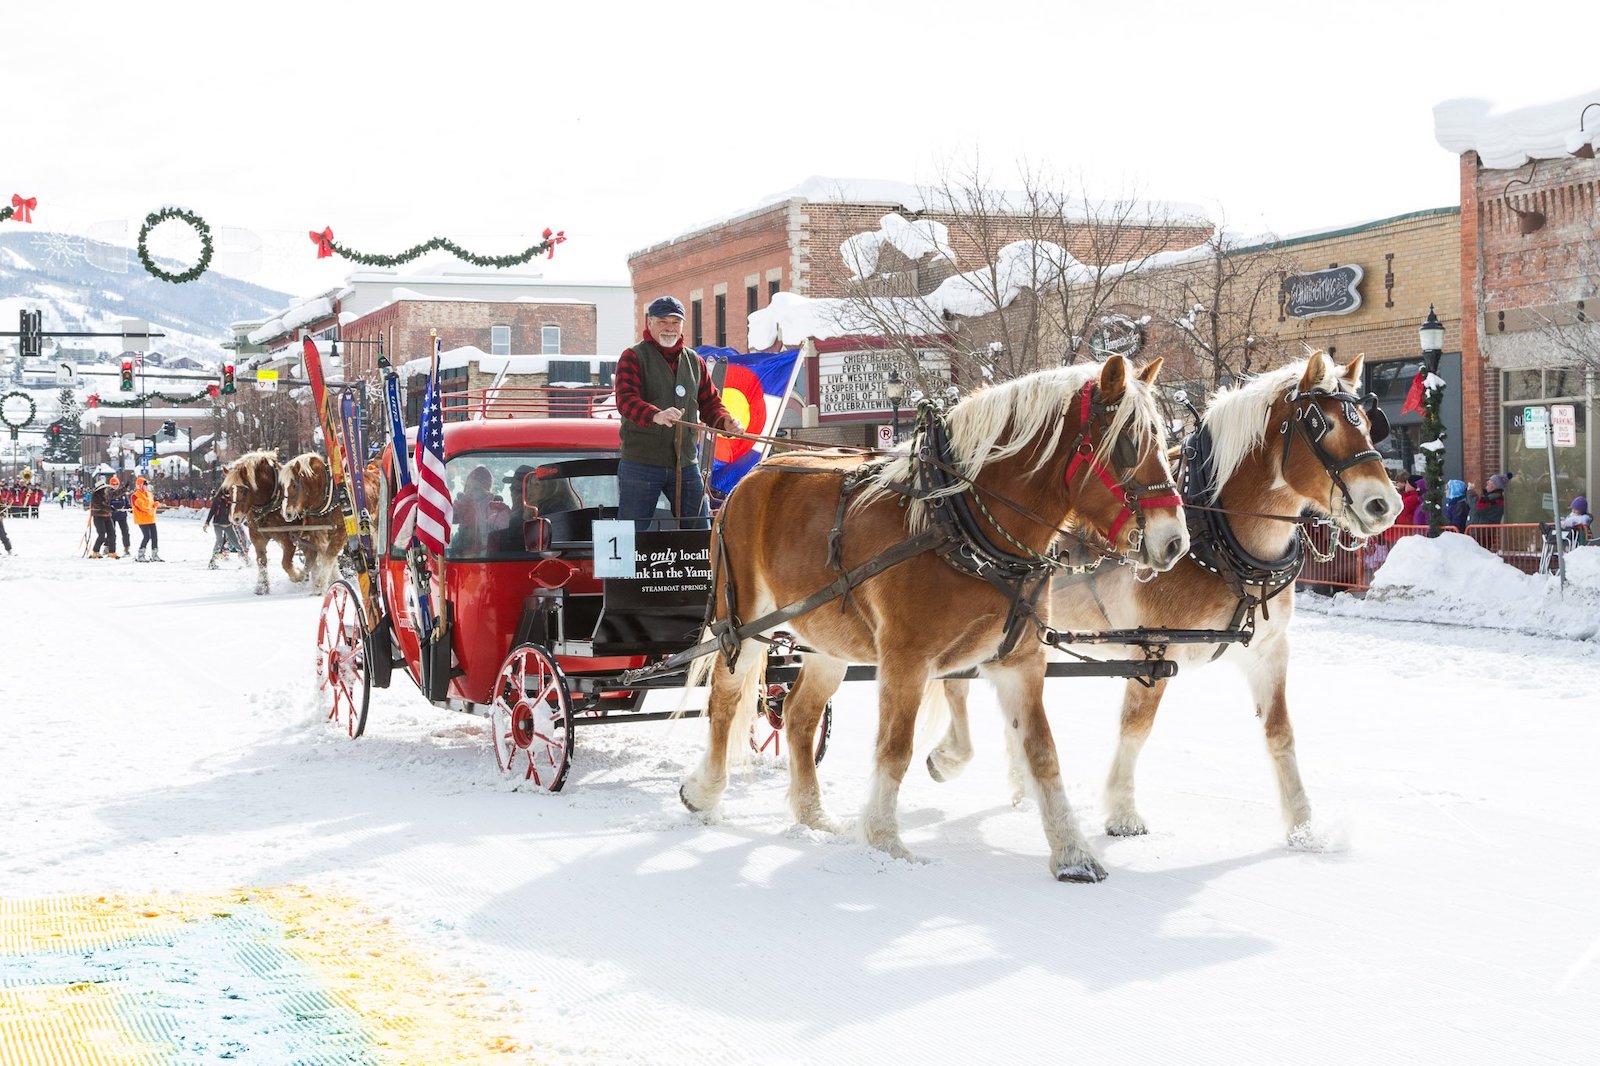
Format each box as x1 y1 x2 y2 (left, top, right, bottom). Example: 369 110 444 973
696 346 802 496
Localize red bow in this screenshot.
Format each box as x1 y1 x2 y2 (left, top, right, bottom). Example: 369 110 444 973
309 227 335 258
10 194 36 223
86 394 99 409
542 227 566 259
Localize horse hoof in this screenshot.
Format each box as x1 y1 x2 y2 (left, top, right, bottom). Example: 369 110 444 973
926 753 946 783
1105 822 1148 837
1054 858 1108 883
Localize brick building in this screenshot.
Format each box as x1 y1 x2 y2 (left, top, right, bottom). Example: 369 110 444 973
1437 89 1600 522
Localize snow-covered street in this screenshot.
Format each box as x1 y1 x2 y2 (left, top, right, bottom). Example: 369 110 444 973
2 507 1597 1064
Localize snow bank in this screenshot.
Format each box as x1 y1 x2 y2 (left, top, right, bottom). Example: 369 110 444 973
1318 531 1600 640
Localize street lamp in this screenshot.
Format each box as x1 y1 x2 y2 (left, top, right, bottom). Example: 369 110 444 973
1419 305 1447 536
886 368 905 443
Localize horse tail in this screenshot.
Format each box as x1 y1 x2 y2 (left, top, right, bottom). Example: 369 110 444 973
913 676 952 752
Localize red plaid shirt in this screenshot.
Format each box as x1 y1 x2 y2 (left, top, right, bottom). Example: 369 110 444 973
614 333 735 430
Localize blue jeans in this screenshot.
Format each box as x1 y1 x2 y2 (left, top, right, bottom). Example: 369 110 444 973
618 459 709 530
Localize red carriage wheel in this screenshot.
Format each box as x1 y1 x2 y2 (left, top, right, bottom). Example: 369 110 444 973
315 579 370 739
490 643 575 793
750 686 832 764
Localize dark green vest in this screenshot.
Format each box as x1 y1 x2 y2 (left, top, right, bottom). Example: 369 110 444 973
620 341 703 468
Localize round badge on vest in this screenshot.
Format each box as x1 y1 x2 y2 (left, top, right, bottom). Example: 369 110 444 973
675 384 687 397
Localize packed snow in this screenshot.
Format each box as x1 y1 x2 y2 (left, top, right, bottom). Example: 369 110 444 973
1 510 1596 1063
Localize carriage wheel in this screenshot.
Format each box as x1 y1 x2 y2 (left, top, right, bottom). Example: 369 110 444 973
750 685 832 764
490 643 575 793
315 579 370 739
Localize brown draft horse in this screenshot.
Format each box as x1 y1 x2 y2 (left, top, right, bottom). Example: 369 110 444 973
925 352 1401 847
278 453 379 593
679 355 1189 882
223 450 306 595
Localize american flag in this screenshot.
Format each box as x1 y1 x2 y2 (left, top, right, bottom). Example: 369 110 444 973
412 352 452 554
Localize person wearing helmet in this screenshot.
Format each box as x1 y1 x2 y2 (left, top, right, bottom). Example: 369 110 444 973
613 295 743 529
132 475 163 561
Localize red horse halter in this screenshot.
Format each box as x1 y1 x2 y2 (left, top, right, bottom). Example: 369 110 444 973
1063 381 1182 543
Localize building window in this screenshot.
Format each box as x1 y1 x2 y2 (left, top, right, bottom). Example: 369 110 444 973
440 365 469 423
1500 366 1590 524
747 284 759 316
541 325 561 355
598 360 617 386
769 278 780 300
490 325 510 356
715 293 727 348
691 299 703 347
547 359 590 384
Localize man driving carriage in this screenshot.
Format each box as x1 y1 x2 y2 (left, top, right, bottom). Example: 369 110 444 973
614 295 742 529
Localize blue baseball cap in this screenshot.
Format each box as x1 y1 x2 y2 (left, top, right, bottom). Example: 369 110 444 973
646 295 686 319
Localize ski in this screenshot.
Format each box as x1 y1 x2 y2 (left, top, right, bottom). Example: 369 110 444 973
303 336 376 628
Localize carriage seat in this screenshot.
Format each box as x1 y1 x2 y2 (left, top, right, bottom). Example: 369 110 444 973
545 506 618 548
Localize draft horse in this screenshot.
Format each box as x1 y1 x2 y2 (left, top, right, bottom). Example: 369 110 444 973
680 355 1189 882
279 453 379 593
223 450 306 595
925 352 1401 846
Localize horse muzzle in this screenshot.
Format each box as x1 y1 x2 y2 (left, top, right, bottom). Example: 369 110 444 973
1135 513 1189 572
1344 479 1403 537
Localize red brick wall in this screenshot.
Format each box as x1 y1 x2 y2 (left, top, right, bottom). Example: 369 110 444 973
340 300 598 367
1460 152 1486 483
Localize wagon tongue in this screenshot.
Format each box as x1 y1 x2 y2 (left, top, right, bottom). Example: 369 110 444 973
531 557 577 590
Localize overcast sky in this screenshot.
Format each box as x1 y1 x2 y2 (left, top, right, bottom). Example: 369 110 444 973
9 1 1599 301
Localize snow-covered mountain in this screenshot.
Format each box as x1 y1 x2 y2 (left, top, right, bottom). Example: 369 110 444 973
0 230 288 370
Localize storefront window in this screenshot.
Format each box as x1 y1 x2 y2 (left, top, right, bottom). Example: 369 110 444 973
1503 369 1543 402
1501 403 1588 523
1546 367 1587 399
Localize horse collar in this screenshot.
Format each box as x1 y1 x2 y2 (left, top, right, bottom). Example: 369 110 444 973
1182 425 1303 595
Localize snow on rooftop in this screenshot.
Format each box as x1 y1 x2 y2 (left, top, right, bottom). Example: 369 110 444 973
1434 87 1600 168
842 214 955 280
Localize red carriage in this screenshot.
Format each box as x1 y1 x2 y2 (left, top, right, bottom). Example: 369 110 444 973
314 413 829 793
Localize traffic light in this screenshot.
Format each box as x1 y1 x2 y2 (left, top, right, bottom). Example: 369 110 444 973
120 359 134 392
162 420 177 440
48 424 61 439
19 310 41 360
221 364 236 395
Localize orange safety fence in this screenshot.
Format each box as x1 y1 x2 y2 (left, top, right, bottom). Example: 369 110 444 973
1296 523 1549 591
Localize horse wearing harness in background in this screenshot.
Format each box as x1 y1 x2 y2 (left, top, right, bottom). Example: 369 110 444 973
278 453 378 593
679 355 1190 883
924 352 1401 847
222 450 306 596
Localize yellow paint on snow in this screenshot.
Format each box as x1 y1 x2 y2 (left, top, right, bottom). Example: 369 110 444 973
0 888 532 1065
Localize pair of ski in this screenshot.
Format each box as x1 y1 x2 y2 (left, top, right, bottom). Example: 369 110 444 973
302 337 378 626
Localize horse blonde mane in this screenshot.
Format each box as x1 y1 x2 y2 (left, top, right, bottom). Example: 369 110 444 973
222 450 280 494
860 362 1166 532
1200 355 1346 501
279 453 325 490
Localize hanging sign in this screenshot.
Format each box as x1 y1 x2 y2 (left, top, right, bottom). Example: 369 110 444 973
255 368 279 392
1282 265 1364 319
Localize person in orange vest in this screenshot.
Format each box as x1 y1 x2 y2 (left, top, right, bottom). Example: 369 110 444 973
132 476 163 562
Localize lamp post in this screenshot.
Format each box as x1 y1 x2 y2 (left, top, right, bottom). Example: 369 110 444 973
1419 305 1447 536
886 368 905 443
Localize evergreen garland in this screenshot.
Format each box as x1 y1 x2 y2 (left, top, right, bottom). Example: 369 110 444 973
90 388 216 409
138 207 214 283
310 225 566 268
1421 372 1447 535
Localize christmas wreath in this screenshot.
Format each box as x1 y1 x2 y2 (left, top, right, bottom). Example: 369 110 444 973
0 390 37 430
138 207 214 283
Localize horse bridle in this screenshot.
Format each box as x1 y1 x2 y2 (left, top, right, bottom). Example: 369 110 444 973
1063 381 1182 548
1278 385 1389 515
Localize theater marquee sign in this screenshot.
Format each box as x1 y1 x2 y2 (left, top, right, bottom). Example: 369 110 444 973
1282 264 1364 319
